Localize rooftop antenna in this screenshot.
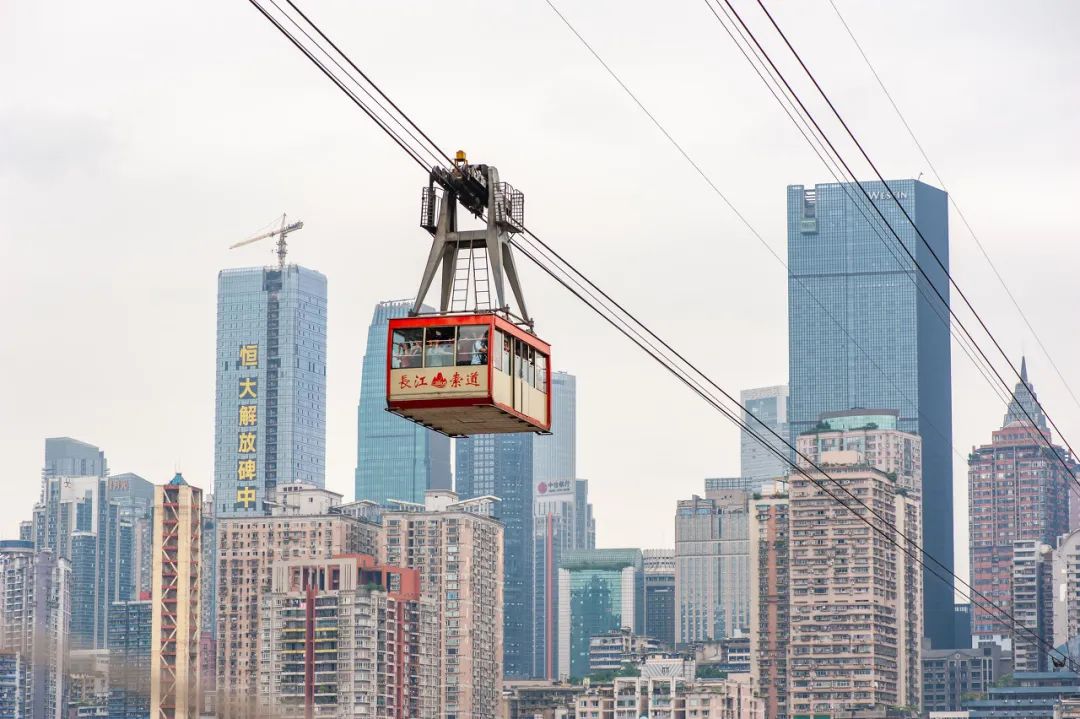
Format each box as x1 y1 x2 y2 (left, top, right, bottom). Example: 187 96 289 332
230 213 305 269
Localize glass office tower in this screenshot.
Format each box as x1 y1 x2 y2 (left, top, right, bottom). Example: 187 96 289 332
354 300 451 506
787 179 952 646
740 385 790 482
214 265 327 517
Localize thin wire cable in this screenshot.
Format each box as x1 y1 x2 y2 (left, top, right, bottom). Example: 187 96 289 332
826 0 1080 414
709 0 1080 495
243 0 1073 667
743 0 1080 480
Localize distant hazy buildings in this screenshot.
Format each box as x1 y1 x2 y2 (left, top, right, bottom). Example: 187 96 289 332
108 598 152 719
740 385 790 482
588 628 660 675
557 548 643 680
383 491 504 719
788 178 953 647
354 299 450 506
968 361 1073 653
643 549 676 648
533 371 577 485
0 540 71 719
214 264 327 517
674 489 749 644
150 474 202 719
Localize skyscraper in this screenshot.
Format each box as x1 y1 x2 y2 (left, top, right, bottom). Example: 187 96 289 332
150 474 202 719
533 372 577 484
557 549 643 680
642 549 676 648
214 264 327 517
674 489 750 644
740 385 790 482
968 362 1074 655
354 299 451 506
787 178 952 646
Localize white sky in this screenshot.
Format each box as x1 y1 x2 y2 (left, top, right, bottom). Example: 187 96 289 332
3 0 1080 590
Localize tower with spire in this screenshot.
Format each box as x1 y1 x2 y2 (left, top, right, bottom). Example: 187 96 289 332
1003 356 1048 434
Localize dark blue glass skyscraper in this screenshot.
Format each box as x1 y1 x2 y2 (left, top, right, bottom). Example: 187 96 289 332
787 179 953 646
354 300 451 505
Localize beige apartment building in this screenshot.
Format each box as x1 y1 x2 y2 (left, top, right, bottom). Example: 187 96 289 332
383 490 504 719
215 484 381 719
787 450 922 716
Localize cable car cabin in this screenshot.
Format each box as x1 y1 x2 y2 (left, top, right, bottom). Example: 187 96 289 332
385 313 551 437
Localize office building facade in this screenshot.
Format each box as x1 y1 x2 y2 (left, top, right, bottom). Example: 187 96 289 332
968 362 1074 653
150 474 202 719
674 490 750 644
214 264 327 517
354 299 450 506
642 549 676 648
0 541 71 719
921 646 1004 714
383 491 504 719
788 178 953 646
557 548 643 680
740 385 790 482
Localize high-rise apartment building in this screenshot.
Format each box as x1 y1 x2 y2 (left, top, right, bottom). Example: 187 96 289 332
258 554 439 719
1012 539 1054 672
1053 528 1080 651
674 489 750 644
108 598 152 719
788 179 953 646
787 451 923 715
740 385 790 482
642 549 676 648
150 474 202 719
456 433 534 678
0 540 71 719
797 409 921 493
557 548 643 680
215 484 381 719
383 490 504 719
354 299 450 506
969 362 1074 653
214 265 327 517
749 487 789 719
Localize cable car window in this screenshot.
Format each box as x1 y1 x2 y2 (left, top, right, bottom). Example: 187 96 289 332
456 326 489 366
424 327 456 368
536 354 547 393
492 331 503 371
514 340 525 380
526 347 535 387
391 328 424 369
501 333 512 373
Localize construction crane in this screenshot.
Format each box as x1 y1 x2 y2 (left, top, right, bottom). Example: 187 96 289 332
229 214 304 268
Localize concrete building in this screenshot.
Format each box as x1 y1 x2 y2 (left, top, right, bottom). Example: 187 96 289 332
68 649 109 716
796 409 922 493
1012 540 1055 672
215 484 381 719
214 264 327 517
500 680 584 719
557 549 643 681
740 384 790 482
588 628 660 675
963 671 1080 718
383 490 504 719
1054 529 1080 650
675 489 749 644
258 554 438 719
108 598 153 719
0 652 26 719
969 362 1074 653
354 299 450 506
787 451 923 716
642 549 676 648
0 540 71 719
151 474 202 719
921 646 1005 714
749 486 789 719
788 179 953 647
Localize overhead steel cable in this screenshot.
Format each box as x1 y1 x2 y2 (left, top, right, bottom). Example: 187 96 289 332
825 0 1080 416
242 0 1074 668
736 0 1080 478
704 0 1080 494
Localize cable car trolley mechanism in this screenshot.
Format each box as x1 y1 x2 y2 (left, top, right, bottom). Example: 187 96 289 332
386 152 551 437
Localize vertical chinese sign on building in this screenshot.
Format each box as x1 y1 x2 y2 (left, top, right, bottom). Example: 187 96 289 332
234 343 259 510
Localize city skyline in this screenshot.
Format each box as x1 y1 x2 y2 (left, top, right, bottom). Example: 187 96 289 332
6 0 1080 574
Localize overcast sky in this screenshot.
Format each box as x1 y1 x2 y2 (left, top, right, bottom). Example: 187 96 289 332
4 0 1080 586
